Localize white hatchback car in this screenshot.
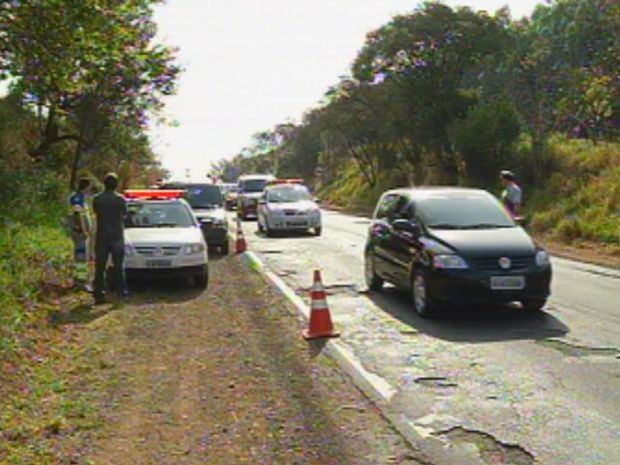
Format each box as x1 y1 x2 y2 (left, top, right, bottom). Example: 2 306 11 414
257 183 322 236
123 190 209 289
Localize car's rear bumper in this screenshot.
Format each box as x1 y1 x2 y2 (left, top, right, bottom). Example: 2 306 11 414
126 264 208 279
428 266 552 304
200 225 228 246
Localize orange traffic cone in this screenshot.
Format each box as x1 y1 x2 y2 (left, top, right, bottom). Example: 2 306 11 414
303 270 340 340
235 218 247 254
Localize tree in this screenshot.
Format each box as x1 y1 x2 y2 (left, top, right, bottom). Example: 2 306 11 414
0 0 180 186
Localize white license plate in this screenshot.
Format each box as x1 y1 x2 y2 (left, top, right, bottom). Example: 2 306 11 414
146 259 172 268
491 276 525 290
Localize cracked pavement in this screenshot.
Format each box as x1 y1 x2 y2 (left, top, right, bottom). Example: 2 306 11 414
236 209 620 465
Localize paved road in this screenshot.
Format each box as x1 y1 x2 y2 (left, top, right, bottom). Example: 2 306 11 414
236 209 620 465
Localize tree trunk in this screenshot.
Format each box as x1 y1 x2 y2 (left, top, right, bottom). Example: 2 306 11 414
69 136 84 190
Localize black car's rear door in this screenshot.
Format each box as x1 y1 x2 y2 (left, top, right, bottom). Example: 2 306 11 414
386 200 419 287
369 194 401 280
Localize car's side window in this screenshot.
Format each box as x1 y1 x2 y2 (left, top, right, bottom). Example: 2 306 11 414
399 201 416 221
374 194 399 220
391 196 410 222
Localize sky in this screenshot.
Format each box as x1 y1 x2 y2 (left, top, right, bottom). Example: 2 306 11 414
152 0 543 179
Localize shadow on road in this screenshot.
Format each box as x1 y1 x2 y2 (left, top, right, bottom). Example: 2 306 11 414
366 286 570 343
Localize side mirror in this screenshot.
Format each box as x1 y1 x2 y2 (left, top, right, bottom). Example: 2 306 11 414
392 219 420 236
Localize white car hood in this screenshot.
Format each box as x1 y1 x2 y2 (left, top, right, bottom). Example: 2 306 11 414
125 227 203 245
269 200 318 211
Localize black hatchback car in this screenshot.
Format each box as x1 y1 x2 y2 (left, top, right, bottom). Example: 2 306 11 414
364 187 552 317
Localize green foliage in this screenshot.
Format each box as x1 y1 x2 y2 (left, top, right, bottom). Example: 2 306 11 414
449 100 521 185
528 136 620 244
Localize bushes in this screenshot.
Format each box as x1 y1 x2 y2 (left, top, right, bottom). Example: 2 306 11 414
0 165 71 352
527 136 620 244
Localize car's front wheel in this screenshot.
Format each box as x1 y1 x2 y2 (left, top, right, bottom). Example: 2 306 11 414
220 241 229 255
364 251 384 291
193 270 209 290
314 226 322 236
411 271 437 318
522 298 546 312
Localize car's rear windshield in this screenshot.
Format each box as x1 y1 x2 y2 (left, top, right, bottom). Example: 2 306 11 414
267 186 312 203
240 179 268 193
417 194 515 229
185 184 222 208
126 202 195 228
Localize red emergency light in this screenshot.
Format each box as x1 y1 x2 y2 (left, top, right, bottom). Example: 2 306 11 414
123 189 185 200
268 178 304 185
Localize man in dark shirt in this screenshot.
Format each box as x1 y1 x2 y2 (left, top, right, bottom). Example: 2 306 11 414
93 173 127 304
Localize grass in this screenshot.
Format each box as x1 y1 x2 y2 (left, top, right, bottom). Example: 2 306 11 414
527 136 620 245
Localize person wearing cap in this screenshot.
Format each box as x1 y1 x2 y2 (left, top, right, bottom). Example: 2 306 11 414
68 177 93 291
92 173 127 304
500 170 522 218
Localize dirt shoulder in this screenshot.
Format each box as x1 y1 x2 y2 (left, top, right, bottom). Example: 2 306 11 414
0 253 425 464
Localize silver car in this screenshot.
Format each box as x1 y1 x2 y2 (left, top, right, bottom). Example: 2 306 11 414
257 183 322 236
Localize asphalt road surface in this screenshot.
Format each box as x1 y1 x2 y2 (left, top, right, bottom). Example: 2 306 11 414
235 208 620 465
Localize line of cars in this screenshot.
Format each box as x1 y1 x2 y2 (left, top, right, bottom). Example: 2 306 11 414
119 175 553 318
220 173 553 318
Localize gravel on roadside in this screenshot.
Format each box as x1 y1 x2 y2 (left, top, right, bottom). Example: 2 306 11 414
78 252 427 465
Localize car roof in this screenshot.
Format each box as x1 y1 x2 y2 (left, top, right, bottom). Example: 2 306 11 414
238 174 275 181
382 186 492 199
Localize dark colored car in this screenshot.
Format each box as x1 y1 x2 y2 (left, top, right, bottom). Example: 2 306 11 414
237 174 275 220
184 183 229 254
161 182 229 254
364 187 552 317
221 183 239 211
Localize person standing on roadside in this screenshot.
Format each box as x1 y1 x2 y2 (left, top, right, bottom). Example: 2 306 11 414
69 177 93 291
93 173 127 304
500 170 523 219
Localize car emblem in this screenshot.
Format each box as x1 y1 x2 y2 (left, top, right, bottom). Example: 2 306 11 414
155 247 163 257
499 257 511 269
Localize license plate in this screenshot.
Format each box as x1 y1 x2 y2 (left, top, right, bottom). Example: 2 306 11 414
287 222 307 227
146 259 172 268
491 276 525 290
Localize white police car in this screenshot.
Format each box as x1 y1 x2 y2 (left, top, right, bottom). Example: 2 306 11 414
257 181 322 236
123 190 209 288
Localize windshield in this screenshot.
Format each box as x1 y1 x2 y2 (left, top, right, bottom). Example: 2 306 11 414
126 202 196 228
185 184 222 208
267 186 312 203
417 194 515 229
240 179 268 193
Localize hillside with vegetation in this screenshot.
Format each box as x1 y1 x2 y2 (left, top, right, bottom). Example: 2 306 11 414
212 0 619 248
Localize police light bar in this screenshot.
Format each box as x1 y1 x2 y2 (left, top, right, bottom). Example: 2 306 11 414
124 189 185 200
269 178 304 185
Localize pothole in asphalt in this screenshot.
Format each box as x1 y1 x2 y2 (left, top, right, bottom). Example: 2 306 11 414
537 339 619 357
297 283 361 297
434 427 534 465
415 377 457 388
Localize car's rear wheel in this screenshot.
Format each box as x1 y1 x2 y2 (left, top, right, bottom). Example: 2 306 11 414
314 226 322 236
412 271 437 318
522 298 546 312
364 252 383 291
193 270 209 290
